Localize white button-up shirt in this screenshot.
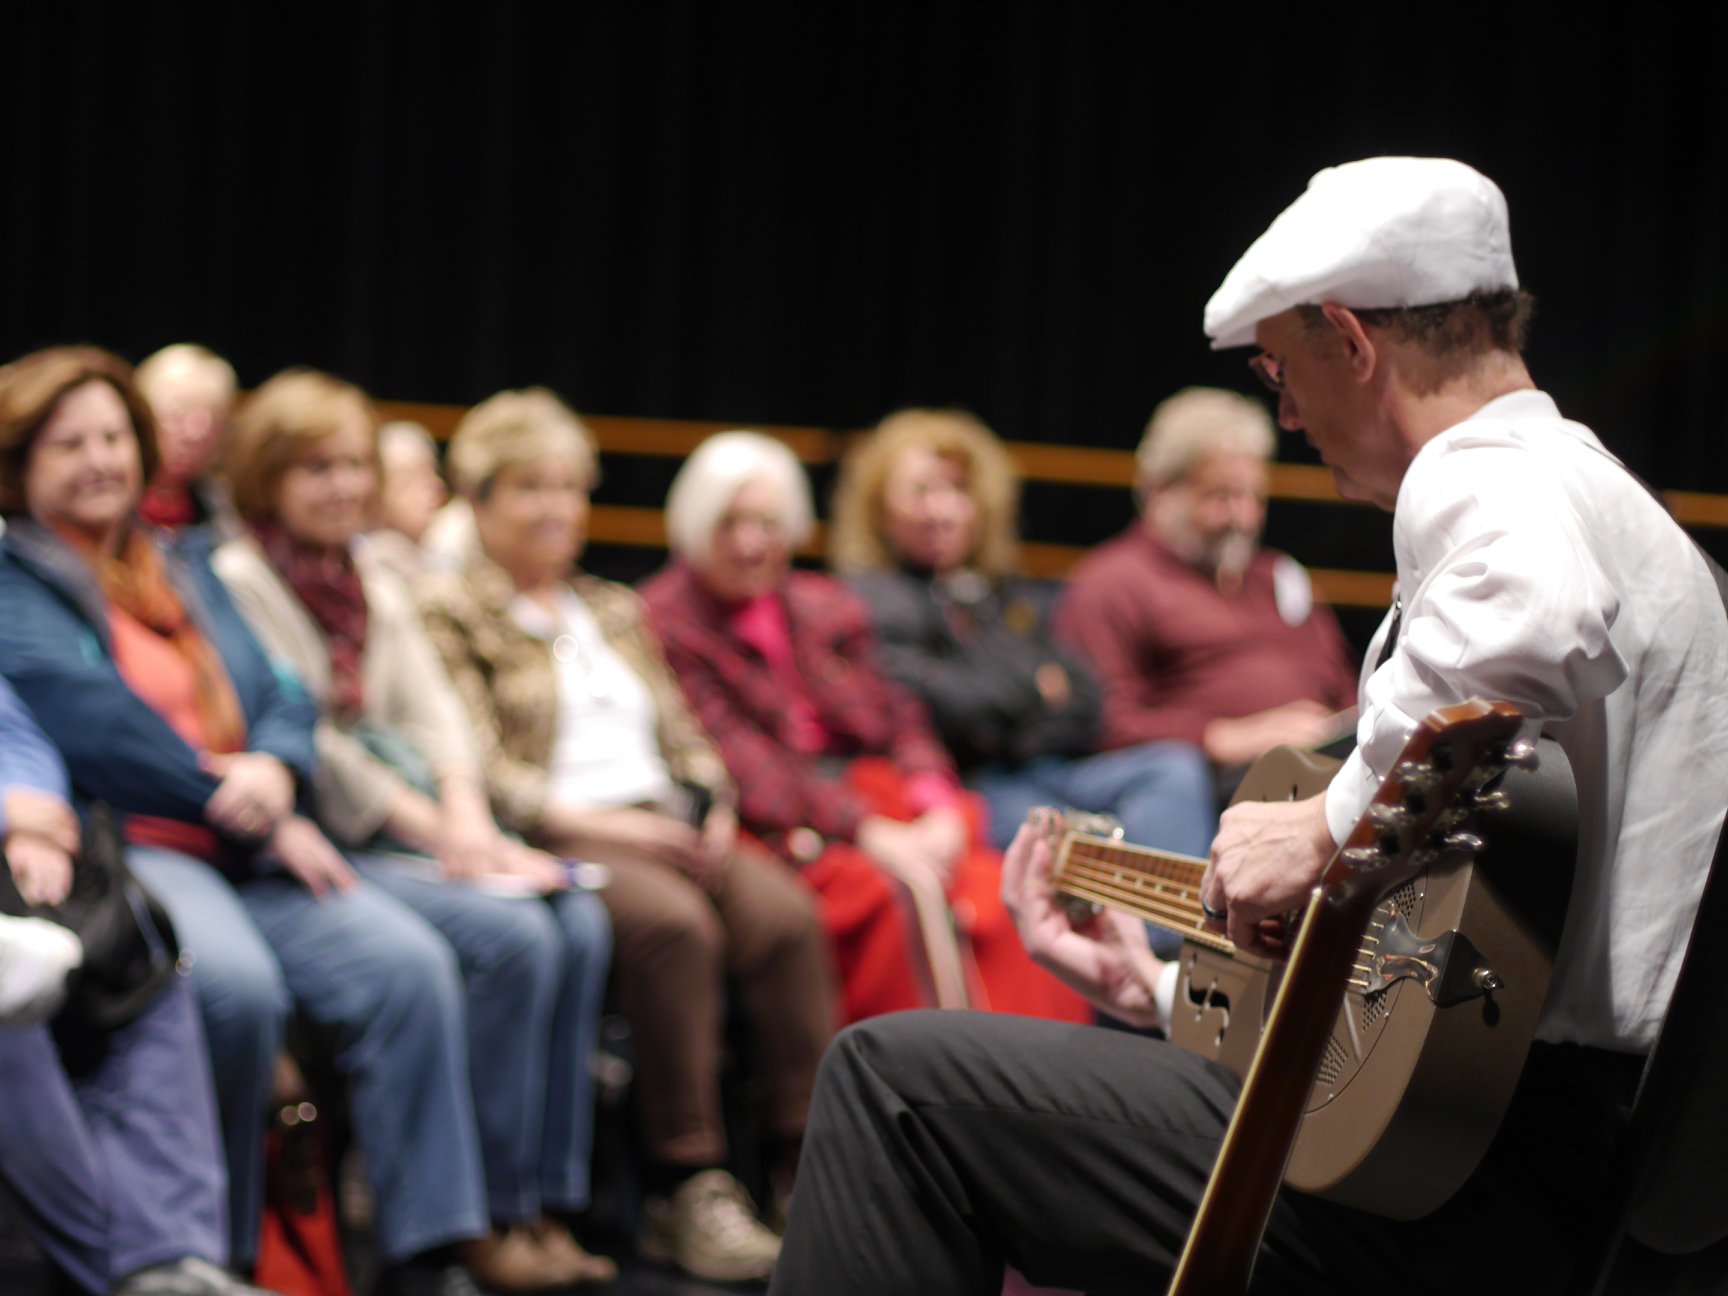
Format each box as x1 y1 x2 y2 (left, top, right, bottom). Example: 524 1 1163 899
1324 389 1728 1051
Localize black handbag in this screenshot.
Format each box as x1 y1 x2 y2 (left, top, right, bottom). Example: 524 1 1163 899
0 803 180 1029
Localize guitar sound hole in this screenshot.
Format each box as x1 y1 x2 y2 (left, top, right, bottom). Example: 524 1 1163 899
1185 982 1232 1018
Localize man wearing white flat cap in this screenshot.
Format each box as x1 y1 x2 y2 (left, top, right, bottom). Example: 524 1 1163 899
767 157 1728 1295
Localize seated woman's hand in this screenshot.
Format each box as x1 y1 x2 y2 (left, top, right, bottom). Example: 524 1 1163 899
857 815 951 898
493 837 570 894
563 806 709 881
699 802 739 870
436 805 503 882
3 789 79 856
5 831 74 908
910 806 967 879
201 751 296 839
267 815 358 898
2 789 80 906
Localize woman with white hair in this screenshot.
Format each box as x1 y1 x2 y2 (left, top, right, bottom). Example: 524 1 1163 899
416 391 833 1285
640 432 1090 1027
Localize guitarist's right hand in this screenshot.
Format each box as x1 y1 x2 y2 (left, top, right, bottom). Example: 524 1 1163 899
1003 807 1168 1029
1204 792 1335 957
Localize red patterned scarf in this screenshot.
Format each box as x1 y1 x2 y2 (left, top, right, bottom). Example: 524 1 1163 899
252 521 370 723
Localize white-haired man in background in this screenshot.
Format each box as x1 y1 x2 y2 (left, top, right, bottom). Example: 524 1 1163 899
767 157 1728 1295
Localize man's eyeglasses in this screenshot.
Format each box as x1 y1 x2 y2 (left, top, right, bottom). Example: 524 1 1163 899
1248 352 1286 393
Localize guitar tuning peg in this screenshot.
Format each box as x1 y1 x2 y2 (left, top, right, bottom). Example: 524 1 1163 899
1341 845 1387 868
1367 802 1416 830
1439 831 1486 854
1503 739 1540 771
1393 759 1442 791
1472 790 1512 813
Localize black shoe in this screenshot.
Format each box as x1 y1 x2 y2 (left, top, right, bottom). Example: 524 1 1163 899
372 1258 485 1296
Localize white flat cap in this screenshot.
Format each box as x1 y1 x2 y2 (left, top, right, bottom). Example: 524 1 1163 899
1203 157 1519 350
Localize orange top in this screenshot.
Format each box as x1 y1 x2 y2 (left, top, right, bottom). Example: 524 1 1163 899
109 607 223 862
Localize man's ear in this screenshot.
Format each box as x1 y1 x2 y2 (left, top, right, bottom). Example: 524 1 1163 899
1319 301 1378 384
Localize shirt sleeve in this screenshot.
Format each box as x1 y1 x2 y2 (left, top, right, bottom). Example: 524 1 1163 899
1324 441 1628 843
0 673 70 836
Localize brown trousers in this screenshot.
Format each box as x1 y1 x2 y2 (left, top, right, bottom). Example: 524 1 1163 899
599 845 835 1164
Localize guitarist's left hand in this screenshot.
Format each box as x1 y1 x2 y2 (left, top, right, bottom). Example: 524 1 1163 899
1003 807 1168 1029
1203 793 1336 958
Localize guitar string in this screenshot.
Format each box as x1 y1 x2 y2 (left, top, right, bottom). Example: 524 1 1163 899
1057 851 1390 971
1059 878 1210 930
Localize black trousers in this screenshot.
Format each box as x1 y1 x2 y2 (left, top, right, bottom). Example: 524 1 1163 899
769 1011 1639 1295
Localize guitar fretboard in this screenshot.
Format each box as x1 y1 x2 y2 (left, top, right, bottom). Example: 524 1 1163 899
1054 833 1235 953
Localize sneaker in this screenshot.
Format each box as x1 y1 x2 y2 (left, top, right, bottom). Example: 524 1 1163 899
529 1219 619 1284
637 1169 781 1283
112 1257 285 1296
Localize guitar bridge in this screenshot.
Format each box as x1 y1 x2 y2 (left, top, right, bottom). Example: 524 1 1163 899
1352 910 1503 1007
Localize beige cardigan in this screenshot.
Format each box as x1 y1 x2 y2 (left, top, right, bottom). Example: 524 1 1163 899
212 537 481 847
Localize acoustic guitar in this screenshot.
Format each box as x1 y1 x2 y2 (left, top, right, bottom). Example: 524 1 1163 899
1048 703 1576 1230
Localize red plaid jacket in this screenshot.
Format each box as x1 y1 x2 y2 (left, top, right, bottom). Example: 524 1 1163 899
640 562 956 847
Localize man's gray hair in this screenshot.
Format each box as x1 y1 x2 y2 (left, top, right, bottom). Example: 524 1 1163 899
1135 387 1274 496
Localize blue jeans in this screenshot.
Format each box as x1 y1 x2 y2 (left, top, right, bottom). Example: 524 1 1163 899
0 979 227 1294
356 856 612 1222
128 849 489 1267
968 742 1217 958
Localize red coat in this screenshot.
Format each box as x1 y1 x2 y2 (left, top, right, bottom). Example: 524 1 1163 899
640 562 955 847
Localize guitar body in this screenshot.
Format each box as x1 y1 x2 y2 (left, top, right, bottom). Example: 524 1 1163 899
1168 746 1336 1080
1058 738 1578 1220
1291 738 1575 1215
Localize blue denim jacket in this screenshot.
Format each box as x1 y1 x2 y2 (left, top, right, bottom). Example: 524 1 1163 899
0 518 317 872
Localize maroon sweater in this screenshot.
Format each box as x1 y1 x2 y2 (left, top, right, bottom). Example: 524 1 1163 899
1054 526 1358 751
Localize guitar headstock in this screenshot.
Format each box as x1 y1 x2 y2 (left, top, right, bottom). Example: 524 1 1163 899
1328 698 1536 902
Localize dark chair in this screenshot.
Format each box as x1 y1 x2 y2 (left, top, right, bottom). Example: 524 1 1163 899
1582 809 1728 1294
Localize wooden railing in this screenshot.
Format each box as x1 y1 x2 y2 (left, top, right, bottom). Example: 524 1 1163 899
377 400 1725 611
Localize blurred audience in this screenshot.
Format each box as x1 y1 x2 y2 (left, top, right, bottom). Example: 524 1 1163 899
416 390 830 1284
831 408 1217 865
640 431 1091 1025
212 371 616 1290
364 419 451 583
0 674 272 1296
0 347 499 1296
1056 387 1357 771
134 343 240 538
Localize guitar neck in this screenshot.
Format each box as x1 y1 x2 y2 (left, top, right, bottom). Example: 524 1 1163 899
1053 833 1234 954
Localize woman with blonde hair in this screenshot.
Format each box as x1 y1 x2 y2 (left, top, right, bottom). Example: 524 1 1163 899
641 430 1091 1025
830 408 1216 876
417 389 832 1284
212 369 616 1290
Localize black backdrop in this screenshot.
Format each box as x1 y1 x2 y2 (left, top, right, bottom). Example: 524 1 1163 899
7 2 1728 596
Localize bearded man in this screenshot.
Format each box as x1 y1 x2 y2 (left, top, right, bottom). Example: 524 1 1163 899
1056 385 1358 768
